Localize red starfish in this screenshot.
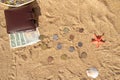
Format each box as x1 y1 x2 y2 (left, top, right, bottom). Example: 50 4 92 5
92 33 105 48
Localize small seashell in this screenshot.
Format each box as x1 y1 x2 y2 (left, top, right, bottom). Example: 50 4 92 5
48 56 54 63
69 34 74 41
61 54 68 60
56 43 62 50
69 46 75 52
53 34 59 41
78 42 83 47
86 67 99 78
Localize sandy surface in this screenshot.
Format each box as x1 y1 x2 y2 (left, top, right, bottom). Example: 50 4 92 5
0 0 120 80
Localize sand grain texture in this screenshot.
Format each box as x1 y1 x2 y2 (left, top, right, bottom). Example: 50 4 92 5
0 0 120 80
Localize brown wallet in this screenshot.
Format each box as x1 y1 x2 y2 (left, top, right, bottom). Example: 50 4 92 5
4 5 36 34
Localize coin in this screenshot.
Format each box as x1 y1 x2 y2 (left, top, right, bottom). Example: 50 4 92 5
48 56 54 63
39 35 46 40
69 46 75 52
53 34 59 41
61 54 68 60
79 52 87 58
69 34 74 41
79 28 84 33
56 43 62 50
78 42 83 47
63 27 70 34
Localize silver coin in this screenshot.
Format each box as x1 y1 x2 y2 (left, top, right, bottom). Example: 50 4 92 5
63 27 70 34
78 42 83 47
69 46 75 52
56 43 62 50
53 34 59 41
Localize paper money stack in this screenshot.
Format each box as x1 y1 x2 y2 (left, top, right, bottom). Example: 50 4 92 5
9 28 40 48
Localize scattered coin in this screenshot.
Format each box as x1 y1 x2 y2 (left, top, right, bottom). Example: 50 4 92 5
61 54 68 60
39 35 46 40
48 56 54 63
78 42 83 47
53 34 59 41
69 46 75 52
63 27 70 34
79 28 84 33
79 52 87 58
86 67 99 79
69 34 74 41
56 43 62 50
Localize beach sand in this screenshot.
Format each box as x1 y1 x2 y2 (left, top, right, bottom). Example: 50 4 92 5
0 0 120 80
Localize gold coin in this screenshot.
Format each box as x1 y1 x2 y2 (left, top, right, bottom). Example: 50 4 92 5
61 54 68 60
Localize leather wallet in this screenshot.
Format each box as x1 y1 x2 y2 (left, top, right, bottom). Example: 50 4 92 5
4 5 36 34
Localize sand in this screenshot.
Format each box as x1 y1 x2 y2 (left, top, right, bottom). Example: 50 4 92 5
0 0 120 80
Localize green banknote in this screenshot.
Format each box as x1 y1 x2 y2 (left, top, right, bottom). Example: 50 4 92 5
15 32 21 46
10 34 16 47
9 28 40 48
19 32 26 45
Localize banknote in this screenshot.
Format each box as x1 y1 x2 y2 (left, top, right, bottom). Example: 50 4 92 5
10 33 16 47
9 28 40 48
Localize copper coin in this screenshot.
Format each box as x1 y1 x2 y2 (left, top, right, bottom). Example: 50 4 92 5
48 56 54 63
79 28 84 33
79 52 87 58
69 34 74 40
